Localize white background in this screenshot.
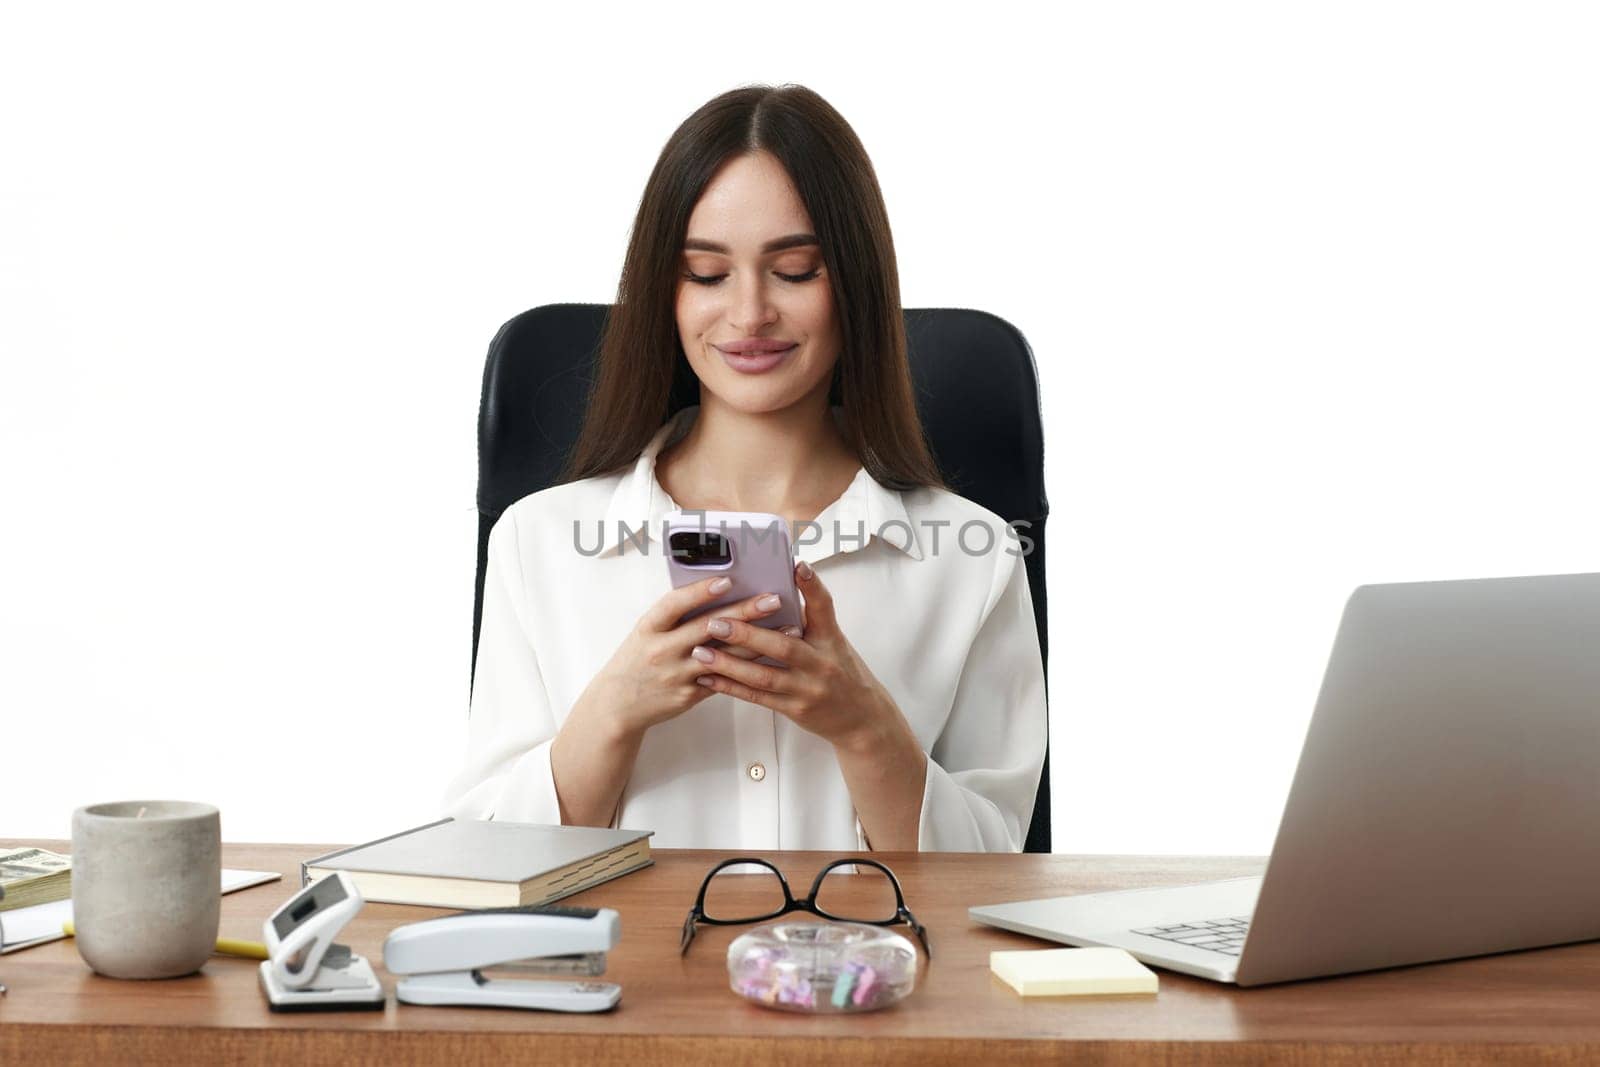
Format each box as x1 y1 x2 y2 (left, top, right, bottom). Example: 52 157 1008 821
3 2 1596 852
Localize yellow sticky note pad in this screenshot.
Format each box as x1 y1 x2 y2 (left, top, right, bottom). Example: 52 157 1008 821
990 947 1159 997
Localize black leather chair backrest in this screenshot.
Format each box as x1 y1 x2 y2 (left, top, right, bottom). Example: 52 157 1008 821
474 304 1052 853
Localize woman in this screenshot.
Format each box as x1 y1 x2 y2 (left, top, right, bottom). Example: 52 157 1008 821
442 84 1046 852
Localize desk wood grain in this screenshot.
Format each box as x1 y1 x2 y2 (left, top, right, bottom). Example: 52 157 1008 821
2 841 1598 1064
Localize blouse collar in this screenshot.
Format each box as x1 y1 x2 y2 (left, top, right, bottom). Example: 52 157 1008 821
596 405 923 564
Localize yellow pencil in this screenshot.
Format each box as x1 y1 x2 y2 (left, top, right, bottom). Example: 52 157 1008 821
61 921 269 961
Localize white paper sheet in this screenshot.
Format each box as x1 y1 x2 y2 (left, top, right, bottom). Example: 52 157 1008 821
0 868 281 953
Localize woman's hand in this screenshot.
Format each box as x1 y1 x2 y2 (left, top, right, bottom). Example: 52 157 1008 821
688 560 908 754
577 574 789 741
683 560 930 850
552 574 792 828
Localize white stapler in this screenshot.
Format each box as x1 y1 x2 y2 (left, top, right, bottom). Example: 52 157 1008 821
383 904 622 1012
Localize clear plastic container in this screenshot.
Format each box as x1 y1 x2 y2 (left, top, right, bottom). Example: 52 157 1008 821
726 920 919 1013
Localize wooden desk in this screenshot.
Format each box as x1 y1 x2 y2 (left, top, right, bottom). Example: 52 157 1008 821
3 842 1598 1064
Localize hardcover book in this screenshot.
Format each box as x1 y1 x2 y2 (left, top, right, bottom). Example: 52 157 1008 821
302 818 653 909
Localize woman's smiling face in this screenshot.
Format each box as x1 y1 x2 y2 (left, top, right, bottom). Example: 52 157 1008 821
676 151 843 415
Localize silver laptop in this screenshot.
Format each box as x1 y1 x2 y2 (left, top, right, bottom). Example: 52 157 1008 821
971 571 1600 986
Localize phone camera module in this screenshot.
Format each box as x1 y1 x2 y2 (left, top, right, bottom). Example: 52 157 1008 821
669 530 732 566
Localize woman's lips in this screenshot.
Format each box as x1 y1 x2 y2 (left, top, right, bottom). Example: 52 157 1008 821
717 343 796 374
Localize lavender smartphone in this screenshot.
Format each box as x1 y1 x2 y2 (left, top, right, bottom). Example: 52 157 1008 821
665 510 804 668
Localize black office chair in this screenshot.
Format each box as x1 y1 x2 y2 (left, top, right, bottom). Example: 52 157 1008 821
473 304 1052 853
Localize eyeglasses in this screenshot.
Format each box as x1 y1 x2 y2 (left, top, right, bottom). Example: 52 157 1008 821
679 856 931 958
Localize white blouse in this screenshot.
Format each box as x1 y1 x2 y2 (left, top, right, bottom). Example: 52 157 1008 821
440 405 1048 852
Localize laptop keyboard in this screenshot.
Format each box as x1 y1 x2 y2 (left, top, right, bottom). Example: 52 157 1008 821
1131 915 1251 956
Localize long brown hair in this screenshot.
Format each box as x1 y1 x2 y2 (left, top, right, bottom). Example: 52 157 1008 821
559 84 945 492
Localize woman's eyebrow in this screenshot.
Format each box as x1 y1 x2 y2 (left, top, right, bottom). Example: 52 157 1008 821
683 233 819 254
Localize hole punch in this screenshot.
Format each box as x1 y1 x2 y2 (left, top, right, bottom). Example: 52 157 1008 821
258 872 384 1012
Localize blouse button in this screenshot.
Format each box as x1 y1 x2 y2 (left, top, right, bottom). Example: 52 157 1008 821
747 762 766 782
